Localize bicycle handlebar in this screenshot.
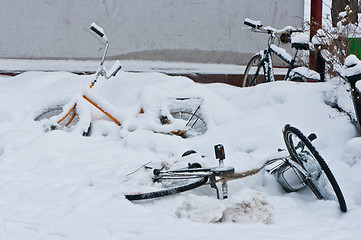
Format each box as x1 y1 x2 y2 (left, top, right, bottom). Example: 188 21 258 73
90 23 122 81
244 18 263 29
244 18 303 35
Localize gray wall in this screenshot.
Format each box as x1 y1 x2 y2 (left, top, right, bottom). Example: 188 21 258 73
1 0 304 64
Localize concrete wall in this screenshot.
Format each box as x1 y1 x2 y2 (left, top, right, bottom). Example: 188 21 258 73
0 0 304 64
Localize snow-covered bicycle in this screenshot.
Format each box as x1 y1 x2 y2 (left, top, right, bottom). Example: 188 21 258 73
243 18 321 87
33 23 207 138
125 124 347 213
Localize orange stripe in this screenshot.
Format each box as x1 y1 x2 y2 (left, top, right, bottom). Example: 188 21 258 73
57 103 76 125
171 130 186 135
82 95 121 126
153 130 186 137
65 112 77 127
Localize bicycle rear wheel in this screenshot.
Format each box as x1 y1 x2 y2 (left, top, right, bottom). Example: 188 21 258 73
125 174 208 201
170 111 207 138
283 125 347 212
34 104 80 128
34 103 91 136
243 54 266 87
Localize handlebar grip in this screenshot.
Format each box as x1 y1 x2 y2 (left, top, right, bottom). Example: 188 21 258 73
290 29 304 34
109 60 122 77
244 20 256 28
90 23 109 44
244 18 262 29
90 23 105 38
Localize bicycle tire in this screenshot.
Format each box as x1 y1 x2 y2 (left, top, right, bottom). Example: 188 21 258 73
125 175 208 201
170 111 207 138
283 125 347 212
34 104 80 128
243 54 266 87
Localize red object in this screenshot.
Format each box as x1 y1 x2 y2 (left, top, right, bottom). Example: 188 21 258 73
310 0 323 69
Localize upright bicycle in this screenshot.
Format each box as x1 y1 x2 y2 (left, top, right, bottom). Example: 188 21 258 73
242 18 321 87
125 124 347 213
33 23 207 138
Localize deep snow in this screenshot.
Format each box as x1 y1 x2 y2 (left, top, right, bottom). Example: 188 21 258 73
0 62 361 239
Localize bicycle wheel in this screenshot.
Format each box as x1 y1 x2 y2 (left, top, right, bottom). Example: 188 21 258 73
34 103 91 136
125 175 208 200
243 54 266 87
283 125 347 212
170 111 207 138
34 104 80 128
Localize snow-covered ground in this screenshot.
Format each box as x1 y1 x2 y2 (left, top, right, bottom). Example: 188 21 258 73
0 61 360 239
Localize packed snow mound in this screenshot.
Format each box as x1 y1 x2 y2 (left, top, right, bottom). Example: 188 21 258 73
0 69 360 239
221 190 274 224
175 190 273 224
175 195 225 223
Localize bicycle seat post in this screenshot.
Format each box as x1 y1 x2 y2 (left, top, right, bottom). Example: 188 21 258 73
213 144 234 199
221 180 228 199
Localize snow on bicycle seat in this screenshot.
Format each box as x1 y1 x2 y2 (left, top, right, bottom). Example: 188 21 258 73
291 32 310 50
291 67 320 82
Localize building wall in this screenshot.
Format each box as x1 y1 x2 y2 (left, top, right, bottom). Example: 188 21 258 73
0 0 304 64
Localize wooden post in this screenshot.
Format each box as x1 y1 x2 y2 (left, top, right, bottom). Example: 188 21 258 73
310 0 323 70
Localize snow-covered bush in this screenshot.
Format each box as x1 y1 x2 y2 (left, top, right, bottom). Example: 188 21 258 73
311 4 361 78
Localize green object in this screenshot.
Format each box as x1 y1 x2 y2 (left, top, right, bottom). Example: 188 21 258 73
349 38 361 59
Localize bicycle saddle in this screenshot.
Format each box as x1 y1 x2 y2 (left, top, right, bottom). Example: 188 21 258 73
291 42 309 50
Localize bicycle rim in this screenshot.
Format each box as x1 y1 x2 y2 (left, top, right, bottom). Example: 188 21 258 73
170 111 207 138
243 54 266 87
283 125 347 212
125 175 208 201
34 104 80 129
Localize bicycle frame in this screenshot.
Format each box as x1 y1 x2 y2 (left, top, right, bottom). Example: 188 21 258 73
125 125 347 212
249 43 298 86
243 18 320 87
52 23 122 128
36 23 207 138
152 148 310 200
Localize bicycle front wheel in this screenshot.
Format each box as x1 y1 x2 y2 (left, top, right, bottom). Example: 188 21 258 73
170 111 207 138
125 175 208 201
243 54 266 87
283 125 347 212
